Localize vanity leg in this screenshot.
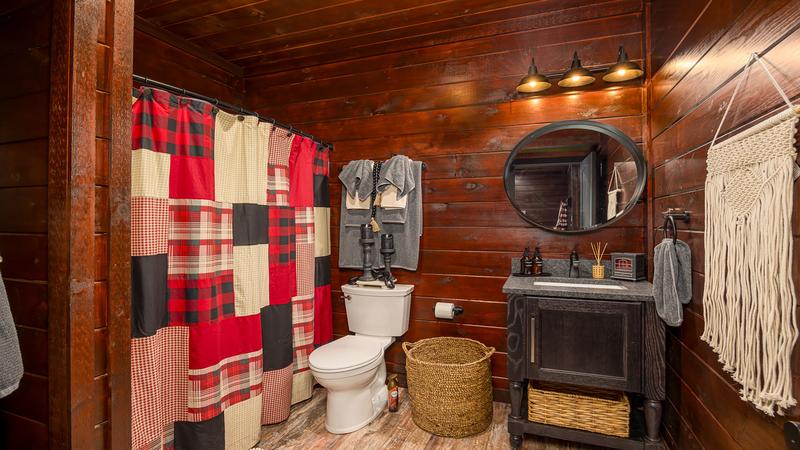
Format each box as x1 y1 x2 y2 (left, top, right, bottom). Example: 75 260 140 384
644 399 663 442
510 434 523 449
509 381 525 419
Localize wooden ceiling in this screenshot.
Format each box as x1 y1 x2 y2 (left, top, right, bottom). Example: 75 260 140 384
134 0 633 77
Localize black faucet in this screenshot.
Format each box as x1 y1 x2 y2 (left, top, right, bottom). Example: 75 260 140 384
569 250 580 278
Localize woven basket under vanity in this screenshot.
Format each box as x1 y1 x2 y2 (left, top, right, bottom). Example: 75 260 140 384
528 382 630 438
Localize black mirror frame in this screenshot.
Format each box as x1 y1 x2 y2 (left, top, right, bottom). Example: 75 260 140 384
503 120 647 234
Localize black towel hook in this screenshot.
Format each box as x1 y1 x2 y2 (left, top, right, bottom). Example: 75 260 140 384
663 215 678 244
661 209 690 244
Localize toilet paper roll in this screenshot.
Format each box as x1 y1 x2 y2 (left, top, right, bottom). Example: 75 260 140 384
434 302 456 320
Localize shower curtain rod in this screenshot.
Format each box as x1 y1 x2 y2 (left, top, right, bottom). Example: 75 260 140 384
133 74 333 149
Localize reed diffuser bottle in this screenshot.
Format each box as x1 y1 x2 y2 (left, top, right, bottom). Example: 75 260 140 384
591 242 608 279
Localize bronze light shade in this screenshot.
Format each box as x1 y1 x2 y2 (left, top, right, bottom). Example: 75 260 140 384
558 52 596 88
603 46 644 82
516 58 552 93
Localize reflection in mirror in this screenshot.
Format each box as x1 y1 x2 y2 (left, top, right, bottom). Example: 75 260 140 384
505 124 644 232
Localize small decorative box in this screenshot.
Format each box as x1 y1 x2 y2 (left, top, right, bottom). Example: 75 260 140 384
610 253 646 281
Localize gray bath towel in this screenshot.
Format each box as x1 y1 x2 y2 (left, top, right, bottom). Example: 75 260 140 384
338 159 374 200
653 238 692 327
339 161 423 271
0 271 23 399
377 155 415 224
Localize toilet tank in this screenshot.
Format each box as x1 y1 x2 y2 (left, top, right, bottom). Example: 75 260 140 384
341 284 414 337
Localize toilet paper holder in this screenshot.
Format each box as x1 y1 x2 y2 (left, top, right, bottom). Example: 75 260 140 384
433 303 464 318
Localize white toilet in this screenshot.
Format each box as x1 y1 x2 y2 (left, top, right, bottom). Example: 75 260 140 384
309 283 414 434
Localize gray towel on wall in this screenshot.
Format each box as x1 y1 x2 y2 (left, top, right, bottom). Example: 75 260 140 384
0 271 23 399
378 155 415 225
339 161 423 271
377 155 415 198
653 238 692 327
338 159 374 200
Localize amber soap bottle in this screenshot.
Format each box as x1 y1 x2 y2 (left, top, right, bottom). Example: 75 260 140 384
387 375 399 412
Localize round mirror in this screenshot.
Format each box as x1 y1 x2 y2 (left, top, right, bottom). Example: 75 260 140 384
503 120 646 233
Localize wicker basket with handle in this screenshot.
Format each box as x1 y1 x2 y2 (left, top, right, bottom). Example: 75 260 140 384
528 382 630 438
402 337 495 437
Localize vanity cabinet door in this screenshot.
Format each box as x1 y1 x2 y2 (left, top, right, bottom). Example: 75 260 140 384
527 297 642 392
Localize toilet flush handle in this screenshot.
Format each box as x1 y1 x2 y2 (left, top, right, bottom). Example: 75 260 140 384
341 294 352 302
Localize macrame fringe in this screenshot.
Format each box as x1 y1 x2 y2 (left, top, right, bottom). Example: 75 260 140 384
702 110 799 416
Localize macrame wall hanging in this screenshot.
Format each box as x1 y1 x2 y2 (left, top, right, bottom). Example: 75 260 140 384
702 53 800 416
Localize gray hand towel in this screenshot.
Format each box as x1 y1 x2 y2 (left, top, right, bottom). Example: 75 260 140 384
377 155 415 198
653 238 692 327
0 271 23 399
378 155 415 225
339 161 423 271
338 160 374 200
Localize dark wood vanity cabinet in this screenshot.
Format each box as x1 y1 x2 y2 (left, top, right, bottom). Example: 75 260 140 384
507 293 665 450
528 298 642 392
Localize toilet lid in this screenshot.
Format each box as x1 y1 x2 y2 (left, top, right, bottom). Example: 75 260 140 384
309 335 383 373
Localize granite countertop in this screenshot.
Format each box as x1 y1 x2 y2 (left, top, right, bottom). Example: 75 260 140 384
502 275 654 302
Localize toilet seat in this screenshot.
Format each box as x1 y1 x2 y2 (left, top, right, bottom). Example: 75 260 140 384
309 335 383 374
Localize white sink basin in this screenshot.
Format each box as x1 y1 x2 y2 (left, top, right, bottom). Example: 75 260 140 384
534 281 626 290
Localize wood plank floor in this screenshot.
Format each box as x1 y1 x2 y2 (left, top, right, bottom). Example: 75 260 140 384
255 387 600 449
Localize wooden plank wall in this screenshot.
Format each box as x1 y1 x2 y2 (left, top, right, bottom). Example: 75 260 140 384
246 0 647 401
648 0 800 448
1 0 132 448
133 20 244 104
0 1 52 448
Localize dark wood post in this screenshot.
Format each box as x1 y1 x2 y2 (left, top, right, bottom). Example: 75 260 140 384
48 0 133 448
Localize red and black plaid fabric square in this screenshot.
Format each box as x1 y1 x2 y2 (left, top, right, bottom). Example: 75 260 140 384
295 207 314 245
167 272 235 325
266 164 290 206
133 87 216 158
291 294 314 373
168 199 233 274
268 206 296 265
313 143 329 176
167 199 234 325
187 349 263 421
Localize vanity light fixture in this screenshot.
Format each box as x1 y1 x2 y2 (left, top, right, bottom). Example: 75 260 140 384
602 46 644 82
557 52 596 88
516 57 552 93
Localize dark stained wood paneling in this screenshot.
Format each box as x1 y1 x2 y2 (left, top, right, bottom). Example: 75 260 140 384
329 116 643 163
648 0 709 74
246 13 643 105
0 5 51 440
132 28 243 104
4 280 48 329
232 1 642 72
651 0 800 138
0 140 48 187
245 3 646 397
649 0 749 103
0 187 48 233
648 1 800 448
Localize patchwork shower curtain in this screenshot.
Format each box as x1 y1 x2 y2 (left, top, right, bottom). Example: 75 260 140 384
130 87 332 449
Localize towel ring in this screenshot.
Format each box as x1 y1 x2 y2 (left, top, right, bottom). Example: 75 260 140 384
663 215 678 244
